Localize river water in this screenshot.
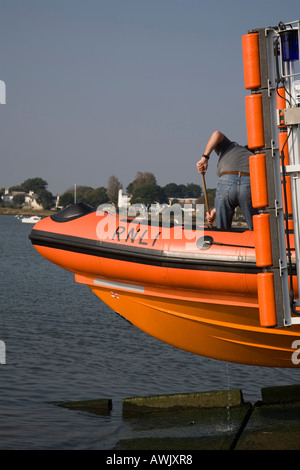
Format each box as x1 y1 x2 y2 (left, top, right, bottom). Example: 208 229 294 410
1 214 300 449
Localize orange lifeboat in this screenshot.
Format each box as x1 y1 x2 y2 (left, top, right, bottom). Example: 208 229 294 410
29 202 300 368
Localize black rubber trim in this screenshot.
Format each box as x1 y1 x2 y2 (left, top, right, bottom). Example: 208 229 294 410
29 229 260 274
51 202 96 222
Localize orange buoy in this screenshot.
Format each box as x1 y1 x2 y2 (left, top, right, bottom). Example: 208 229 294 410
242 33 261 90
276 87 286 110
257 272 277 327
277 88 286 128
249 153 268 208
245 94 265 149
282 175 293 231
253 213 272 267
279 131 293 227
278 131 290 165
283 175 293 214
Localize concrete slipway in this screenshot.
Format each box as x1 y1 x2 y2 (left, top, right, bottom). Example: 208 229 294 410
56 384 300 450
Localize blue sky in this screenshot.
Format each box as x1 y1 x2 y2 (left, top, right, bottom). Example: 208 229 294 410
1 0 299 194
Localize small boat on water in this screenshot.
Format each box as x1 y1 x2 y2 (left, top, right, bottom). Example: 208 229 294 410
29 20 300 368
21 216 42 224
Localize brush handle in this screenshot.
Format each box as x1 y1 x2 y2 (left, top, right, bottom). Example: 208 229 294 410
201 173 212 228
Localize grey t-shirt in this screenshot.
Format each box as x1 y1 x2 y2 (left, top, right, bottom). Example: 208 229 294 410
214 136 252 177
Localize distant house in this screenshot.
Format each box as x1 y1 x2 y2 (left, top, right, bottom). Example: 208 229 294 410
118 189 131 210
2 190 21 204
117 189 199 212
2 189 43 210
168 197 198 206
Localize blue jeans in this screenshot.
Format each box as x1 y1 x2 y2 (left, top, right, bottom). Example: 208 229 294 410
215 174 257 230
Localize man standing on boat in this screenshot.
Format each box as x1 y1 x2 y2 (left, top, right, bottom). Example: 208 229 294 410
196 130 257 230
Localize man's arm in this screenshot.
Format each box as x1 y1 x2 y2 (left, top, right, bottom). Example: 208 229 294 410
196 131 224 173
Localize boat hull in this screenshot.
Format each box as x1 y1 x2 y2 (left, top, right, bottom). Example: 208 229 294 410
29 205 300 368
82 280 299 368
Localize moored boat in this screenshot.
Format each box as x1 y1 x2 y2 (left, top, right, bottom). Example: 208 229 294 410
21 215 42 224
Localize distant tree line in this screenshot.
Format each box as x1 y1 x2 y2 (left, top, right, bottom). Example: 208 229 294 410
2 172 205 210
59 171 203 209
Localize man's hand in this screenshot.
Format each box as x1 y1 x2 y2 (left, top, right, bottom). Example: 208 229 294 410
196 156 208 174
206 208 216 225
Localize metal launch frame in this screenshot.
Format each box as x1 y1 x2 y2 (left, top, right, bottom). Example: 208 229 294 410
246 20 300 327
